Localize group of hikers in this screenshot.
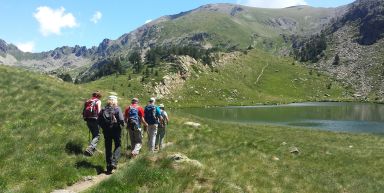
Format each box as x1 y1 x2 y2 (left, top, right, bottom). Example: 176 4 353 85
82 91 169 174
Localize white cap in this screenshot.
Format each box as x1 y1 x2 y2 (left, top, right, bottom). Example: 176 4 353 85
159 104 165 108
149 97 156 102
109 95 118 100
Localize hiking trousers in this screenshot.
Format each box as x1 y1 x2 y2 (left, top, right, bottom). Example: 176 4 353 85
86 118 100 150
128 123 143 155
147 124 158 152
102 126 122 169
156 125 166 150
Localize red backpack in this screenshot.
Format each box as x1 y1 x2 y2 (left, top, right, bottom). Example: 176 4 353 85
83 98 99 119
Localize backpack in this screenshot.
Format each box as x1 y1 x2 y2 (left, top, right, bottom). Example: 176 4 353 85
83 98 99 119
99 105 117 128
128 106 139 123
144 104 158 125
159 110 167 128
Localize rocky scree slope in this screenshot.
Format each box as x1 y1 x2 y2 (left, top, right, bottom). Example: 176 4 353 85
314 0 384 101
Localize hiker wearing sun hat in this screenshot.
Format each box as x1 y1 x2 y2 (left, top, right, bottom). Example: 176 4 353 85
144 97 162 152
155 104 169 150
124 97 147 158
99 95 124 174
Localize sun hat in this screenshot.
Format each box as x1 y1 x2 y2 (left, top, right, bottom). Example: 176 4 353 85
159 104 165 108
132 98 139 103
109 95 118 100
149 97 156 102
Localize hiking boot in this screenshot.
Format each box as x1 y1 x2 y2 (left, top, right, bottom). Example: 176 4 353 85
111 163 117 170
84 147 94 157
106 168 113 175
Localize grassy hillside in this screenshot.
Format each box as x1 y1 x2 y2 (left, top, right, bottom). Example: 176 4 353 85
176 49 349 107
86 113 384 193
84 49 350 108
0 65 108 192
155 5 338 50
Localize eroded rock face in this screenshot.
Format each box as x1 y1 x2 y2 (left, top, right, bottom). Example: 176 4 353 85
152 52 241 99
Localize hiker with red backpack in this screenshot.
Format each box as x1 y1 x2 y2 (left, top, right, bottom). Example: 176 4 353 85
144 97 162 153
82 91 102 156
124 98 147 158
98 95 124 174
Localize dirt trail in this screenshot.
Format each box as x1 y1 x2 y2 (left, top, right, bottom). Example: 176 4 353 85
52 142 173 193
52 174 111 193
255 63 270 85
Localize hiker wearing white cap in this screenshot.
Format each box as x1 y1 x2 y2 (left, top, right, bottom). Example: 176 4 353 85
124 97 147 158
99 95 124 174
155 104 169 150
82 91 102 156
144 97 162 152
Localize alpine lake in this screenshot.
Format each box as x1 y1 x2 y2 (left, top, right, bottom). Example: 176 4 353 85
177 102 384 135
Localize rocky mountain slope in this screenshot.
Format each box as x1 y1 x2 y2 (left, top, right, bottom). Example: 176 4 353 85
313 0 384 100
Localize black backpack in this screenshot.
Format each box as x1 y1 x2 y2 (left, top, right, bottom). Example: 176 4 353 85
144 104 158 125
99 105 117 128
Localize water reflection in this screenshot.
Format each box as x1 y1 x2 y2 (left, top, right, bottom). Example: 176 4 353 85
179 102 384 134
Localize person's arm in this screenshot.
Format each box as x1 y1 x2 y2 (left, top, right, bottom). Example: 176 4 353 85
97 100 102 114
163 111 169 125
118 107 124 126
139 107 148 128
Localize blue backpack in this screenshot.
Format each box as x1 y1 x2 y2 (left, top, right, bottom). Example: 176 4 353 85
128 106 139 123
144 104 158 125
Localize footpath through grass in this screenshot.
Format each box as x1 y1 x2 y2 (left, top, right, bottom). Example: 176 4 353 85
0 66 110 193
87 113 384 193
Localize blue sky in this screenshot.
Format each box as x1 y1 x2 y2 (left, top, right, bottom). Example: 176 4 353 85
0 0 354 52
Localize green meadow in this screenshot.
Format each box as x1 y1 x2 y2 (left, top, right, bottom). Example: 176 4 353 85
0 48 380 193
87 114 384 193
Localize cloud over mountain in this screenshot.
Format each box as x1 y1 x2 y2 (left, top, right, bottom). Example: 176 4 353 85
16 41 35 52
34 6 78 36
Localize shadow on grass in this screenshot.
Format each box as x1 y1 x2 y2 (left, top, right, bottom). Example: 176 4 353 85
65 140 84 155
75 160 104 175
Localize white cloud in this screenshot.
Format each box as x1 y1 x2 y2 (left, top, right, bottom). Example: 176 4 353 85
16 41 35 52
145 19 152 24
237 0 308 8
33 6 78 36
91 11 102 24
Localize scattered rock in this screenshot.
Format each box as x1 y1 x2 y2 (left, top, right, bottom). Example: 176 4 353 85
289 146 300 154
281 142 287 146
272 156 280 161
83 176 94 181
169 153 203 168
349 145 353 148
184 122 201 128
